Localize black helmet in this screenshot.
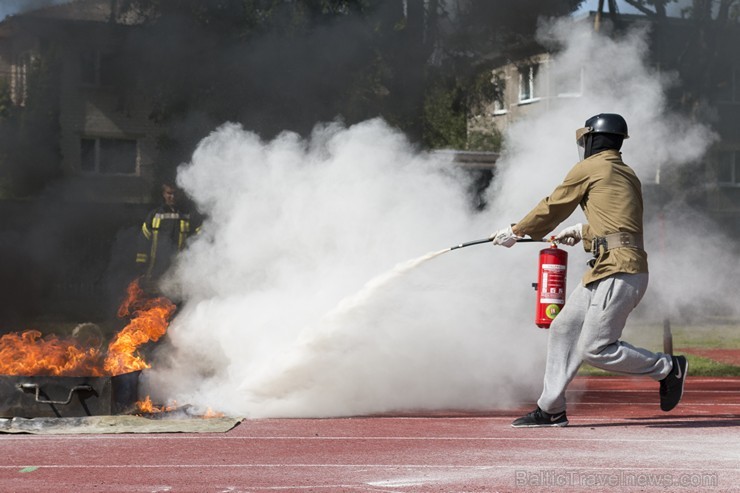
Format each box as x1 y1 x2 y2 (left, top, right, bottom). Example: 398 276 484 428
584 113 629 138
576 113 628 160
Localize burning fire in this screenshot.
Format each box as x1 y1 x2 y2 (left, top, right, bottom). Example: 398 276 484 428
136 395 177 414
203 408 224 418
104 280 176 375
0 279 175 377
135 395 224 418
0 330 104 377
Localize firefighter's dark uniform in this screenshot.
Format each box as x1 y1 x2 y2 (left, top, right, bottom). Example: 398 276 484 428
135 205 200 285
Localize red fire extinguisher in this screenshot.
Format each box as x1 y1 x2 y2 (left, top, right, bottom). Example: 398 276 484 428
533 241 568 328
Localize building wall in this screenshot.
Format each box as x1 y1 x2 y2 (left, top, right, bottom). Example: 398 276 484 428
54 24 159 204
0 15 161 204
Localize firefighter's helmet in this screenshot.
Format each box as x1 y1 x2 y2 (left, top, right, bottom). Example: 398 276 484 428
576 113 629 145
576 113 628 160
585 113 629 138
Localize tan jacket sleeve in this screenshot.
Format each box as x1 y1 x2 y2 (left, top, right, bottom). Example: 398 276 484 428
514 162 591 241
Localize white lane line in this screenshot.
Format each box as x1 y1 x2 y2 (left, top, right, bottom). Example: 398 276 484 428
573 390 740 393
1 433 736 443
571 402 740 405
0 464 738 471
574 378 740 382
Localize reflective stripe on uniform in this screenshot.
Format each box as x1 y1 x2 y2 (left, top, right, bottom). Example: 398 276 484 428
141 223 152 240
155 212 184 220
178 220 190 249
147 230 159 278
136 253 148 263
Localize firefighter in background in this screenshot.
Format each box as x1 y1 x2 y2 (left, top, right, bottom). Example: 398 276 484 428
136 182 201 293
490 113 688 427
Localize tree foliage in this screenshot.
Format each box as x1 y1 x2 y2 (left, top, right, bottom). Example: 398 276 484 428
421 0 583 150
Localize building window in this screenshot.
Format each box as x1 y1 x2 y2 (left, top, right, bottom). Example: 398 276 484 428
491 73 507 115
80 137 138 175
493 93 506 114
556 67 584 98
716 66 738 103
518 64 539 103
717 151 740 187
11 52 32 106
81 49 123 87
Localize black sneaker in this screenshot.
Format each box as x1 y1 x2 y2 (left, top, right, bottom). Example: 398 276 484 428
511 407 568 428
660 355 688 412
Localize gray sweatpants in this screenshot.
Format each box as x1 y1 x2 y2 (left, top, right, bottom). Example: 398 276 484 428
537 272 673 414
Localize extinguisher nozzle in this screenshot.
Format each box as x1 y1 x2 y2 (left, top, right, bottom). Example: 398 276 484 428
449 237 549 251
449 238 494 250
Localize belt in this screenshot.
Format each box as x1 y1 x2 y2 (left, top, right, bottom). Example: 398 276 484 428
592 232 644 256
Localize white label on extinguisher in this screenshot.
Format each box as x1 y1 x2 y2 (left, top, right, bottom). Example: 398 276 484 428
540 263 566 304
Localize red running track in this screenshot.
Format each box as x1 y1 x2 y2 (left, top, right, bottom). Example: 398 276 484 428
1 376 739 492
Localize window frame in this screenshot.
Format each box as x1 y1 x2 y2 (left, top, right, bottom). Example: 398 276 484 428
491 72 508 115
717 150 740 188
716 65 738 104
80 136 140 176
518 64 540 105
11 51 32 106
80 48 123 88
80 49 102 87
556 67 585 99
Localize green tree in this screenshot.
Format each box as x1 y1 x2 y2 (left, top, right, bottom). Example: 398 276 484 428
419 0 583 150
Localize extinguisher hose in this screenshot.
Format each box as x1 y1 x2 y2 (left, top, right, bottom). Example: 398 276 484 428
449 237 547 251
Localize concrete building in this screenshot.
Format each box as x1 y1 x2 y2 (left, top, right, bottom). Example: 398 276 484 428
0 0 157 204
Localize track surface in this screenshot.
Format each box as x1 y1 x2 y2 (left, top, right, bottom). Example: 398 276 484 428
2 376 739 492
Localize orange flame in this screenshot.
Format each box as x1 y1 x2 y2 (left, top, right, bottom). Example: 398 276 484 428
203 407 225 418
104 280 176 375
136 395 157 413
135 395 177 414
0 330 104 377
0 279 175 377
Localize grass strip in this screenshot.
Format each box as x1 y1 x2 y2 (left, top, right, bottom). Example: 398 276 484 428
578 353 740 377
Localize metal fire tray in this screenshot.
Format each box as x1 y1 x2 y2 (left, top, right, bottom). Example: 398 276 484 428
0 371 140 418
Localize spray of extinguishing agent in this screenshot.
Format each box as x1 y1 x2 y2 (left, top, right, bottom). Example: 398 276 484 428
449 236 567 329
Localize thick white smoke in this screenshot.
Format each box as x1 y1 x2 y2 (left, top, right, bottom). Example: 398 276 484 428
147 120 545 417
489 19 735 326
491 20 713 213
144 18 732 417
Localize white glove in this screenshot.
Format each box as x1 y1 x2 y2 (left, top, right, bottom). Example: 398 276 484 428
490 225 518 248
555 223 583 246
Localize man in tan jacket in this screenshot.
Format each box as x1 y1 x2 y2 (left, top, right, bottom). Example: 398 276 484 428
491 113 687 427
